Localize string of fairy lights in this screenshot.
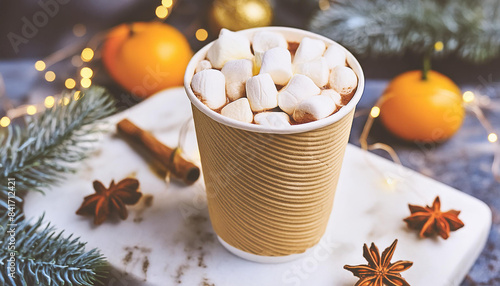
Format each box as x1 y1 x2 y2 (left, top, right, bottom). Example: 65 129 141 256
355 40 499 183
0 0 210 128
0 0 498 181
359 90 499 184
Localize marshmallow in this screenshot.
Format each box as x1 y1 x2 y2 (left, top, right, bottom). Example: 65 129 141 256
252 31 288 53
320 89 342 107
219 29 232 36
329 66 358 96
191 69 226 110
294 57 329 87
278 74 321 114
293 37 326 65
246 73 278 112
221 98 253 123
195 60 212 73
259 47 293 86
207 29 253 69
252 51 264 75
254 112 291 128
293 95 336 123
221 59 253 101
323 44 347 68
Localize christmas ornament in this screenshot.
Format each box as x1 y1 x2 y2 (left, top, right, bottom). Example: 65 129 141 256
404 196 465 239
76 178 142 225
379 70 465 142
209 0 273 33
102 22 192 98
344 239 413 286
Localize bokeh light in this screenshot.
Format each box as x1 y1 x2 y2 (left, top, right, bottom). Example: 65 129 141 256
65 78 76 89
434 41 444 52
319 0 330 10
156 5 169 19
80 67 94 78
81 48 94 62
59 97 70 106
45 71 56 82
162 0 173 7
45 96 55 108
74 91 82 101
71 55 83 67
27 105 37 115
488 133 498 143
81 78 92 88
196 29 208 41
370 106 381 118
0 117 11 128
462 91 475 103
73 24 87 37
35 60 46 71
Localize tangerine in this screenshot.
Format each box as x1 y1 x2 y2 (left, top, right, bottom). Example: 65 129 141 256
379 70 465 142
102 22 192 98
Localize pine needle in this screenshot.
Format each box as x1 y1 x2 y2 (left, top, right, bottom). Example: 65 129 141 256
0 212 108 286
309 0 500 63
0 87 116 213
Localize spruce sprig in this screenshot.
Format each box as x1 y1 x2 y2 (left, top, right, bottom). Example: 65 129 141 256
0 212 107 286
309 0 500 63
0 87 116 212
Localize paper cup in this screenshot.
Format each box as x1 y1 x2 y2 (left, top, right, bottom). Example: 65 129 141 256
184 27 364 263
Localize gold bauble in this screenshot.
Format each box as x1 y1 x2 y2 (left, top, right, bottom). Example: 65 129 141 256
210 0 273 33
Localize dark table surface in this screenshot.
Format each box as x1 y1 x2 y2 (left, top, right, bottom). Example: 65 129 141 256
0 0 499 285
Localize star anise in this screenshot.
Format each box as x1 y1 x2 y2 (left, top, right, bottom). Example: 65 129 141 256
344 239 413 286
403 196 464 239
76 178 142 225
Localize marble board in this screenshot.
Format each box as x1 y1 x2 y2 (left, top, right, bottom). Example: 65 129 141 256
25 87 492 286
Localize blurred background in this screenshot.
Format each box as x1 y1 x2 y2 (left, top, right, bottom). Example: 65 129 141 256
1 0 500 104
1 0 500 102
0 0 499 285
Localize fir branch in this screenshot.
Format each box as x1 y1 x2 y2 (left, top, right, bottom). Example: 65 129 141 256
309 0 500 63
458 0 500 62
0 87 116 212
0 212 107 286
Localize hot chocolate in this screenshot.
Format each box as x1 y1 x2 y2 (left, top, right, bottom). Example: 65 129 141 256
191 29 359 127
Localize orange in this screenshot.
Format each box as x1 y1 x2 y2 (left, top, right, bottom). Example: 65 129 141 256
102 22 192 98
379 70 465 142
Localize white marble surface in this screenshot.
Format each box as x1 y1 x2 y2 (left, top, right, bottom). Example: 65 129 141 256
24 87 492 286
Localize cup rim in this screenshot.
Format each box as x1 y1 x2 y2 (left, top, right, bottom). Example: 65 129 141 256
184 26 365 134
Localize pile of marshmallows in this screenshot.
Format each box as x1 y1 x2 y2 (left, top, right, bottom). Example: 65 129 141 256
191 29 358 127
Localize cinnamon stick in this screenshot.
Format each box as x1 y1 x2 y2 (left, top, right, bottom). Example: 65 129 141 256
116 119 200 185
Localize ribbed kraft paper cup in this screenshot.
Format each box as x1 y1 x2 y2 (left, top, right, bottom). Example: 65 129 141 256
184 27 365 262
